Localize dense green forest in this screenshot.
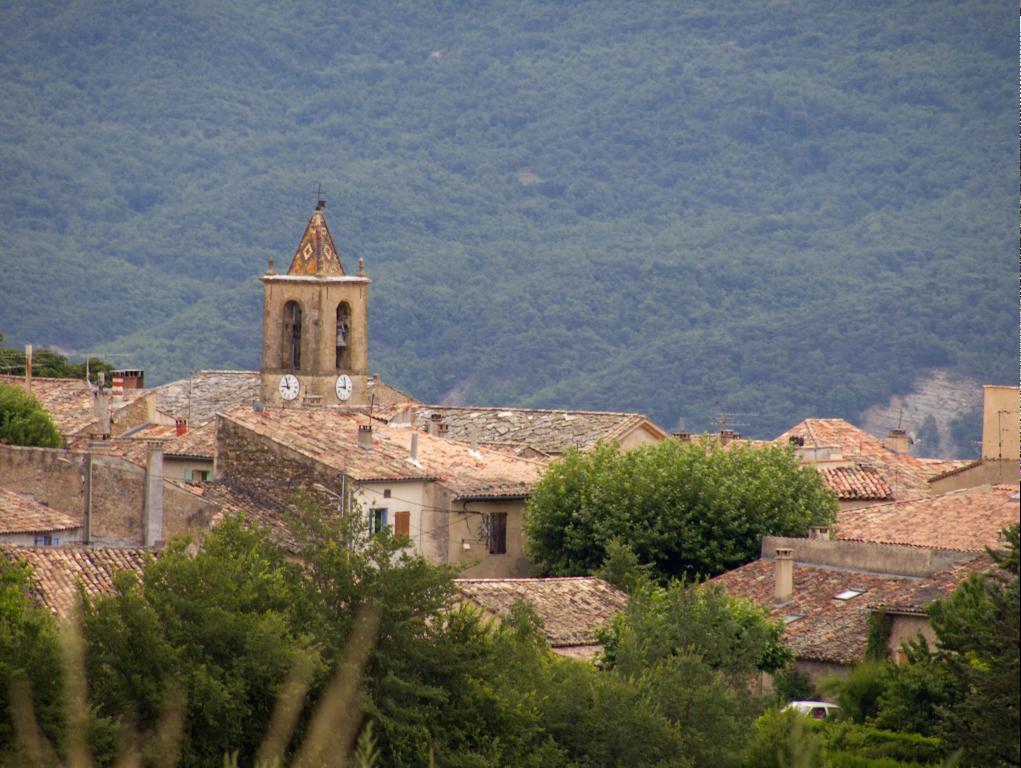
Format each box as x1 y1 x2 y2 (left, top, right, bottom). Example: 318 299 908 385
0 0 1015 438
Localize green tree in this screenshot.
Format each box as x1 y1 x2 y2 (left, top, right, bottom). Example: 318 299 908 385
82 517 319 768
599 579 789 768
525 440 836 581
925 524 1020 767
0 382 61 447
0 556 65 763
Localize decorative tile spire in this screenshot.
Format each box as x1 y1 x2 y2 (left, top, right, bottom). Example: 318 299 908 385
286 201 345 276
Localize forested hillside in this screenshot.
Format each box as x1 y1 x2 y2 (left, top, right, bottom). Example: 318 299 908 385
0 0 1015 438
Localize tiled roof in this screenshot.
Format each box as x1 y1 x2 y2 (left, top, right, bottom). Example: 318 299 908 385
835 484 1020 552
776 419 934 497
200 481 299 552
222 406 544 499
406 406 666 455
286 205 345 276
2 545 150 618
455 577 628 650
819 465 893 501
166 421 217 459
711 556 982 664
0 375 147 437
151 371 261 426
0 488 81 534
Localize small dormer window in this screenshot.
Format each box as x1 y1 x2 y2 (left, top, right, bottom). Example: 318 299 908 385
835 589 864 601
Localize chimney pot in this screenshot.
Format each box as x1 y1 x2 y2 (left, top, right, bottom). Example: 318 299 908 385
357 424 374 451
774 548 794 603
883 428 912 454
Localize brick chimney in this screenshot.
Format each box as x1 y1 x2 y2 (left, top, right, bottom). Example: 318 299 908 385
774 548 794 603
882 429 911 454
175 418 188 437
357 424 374 451
143 443 164 547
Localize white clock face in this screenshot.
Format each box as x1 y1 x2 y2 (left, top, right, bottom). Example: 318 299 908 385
335 374 353 401
279 374 300 401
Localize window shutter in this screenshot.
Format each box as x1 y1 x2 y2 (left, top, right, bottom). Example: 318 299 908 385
394 511 410 537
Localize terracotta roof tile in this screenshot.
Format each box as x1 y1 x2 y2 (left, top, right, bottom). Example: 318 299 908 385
711 556 983 664
455 577 628 650
0 488 81 534
406 406 666 455
2 545 150 618
776 418 935 497
166 421 217 459
835 484 1020 551
201 481 299 552
0 375 147 437
222 406 544 499
819 465 893 501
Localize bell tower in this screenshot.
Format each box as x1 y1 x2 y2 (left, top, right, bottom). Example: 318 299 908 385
260 200 371 407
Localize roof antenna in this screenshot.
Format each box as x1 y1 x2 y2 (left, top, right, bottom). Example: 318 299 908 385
315 183 326 210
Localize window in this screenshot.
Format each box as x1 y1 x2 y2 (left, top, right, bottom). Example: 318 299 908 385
335 302 351 369
394 510 410 538
834 589 864 601
282 300 302 369
187 469 211 483
34 534 55 546
369 507 389 535
485 512 507 555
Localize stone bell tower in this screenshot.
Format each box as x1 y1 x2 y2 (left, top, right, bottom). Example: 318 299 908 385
260 200 371 407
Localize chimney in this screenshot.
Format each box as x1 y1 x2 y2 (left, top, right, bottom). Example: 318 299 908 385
774 548 794 603
357 424 373 451
428 413 443 436
24 344 32 393
114 369 144 389
111 374 125 406
409 432 418 462
809 525 831 540
882 428 911 454
143 443 164 547
469 423 479 452
175 418 188 437
788 435 805 447
719 428 739 445
94 387 112 439
438 422 449 437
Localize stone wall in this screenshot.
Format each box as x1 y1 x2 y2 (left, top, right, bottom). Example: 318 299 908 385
216 416 347 507
0 445 213 546
761 535 973 577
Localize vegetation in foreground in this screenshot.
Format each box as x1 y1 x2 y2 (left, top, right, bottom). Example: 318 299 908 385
1 505 1016 766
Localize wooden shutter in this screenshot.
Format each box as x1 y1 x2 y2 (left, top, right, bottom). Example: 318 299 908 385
394 510 411 537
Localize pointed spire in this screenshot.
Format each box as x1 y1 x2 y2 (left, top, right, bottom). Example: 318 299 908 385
286 202 345 276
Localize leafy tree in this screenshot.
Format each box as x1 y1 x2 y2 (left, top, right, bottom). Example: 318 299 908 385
925 524 1020 767
0 336 113 381
0 382 61 447
82 517 319 767
872 640 961 738
525 439 836 581
819 661 892 725
599 579 788 768
0 556 65 763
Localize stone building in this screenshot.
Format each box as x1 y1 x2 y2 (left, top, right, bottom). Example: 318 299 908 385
712 483 1019 680
216 405 545 577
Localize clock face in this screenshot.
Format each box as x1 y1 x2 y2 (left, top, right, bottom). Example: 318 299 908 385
335 374 353 401
279 374 300 401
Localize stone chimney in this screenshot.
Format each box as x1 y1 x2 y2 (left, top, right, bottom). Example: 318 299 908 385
774 548 794 603
175 418 188 437
143 443 164 547
719 428 739 445
428 413 443 437
882 428 911 454
357 424 374 451
809 525 831 540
